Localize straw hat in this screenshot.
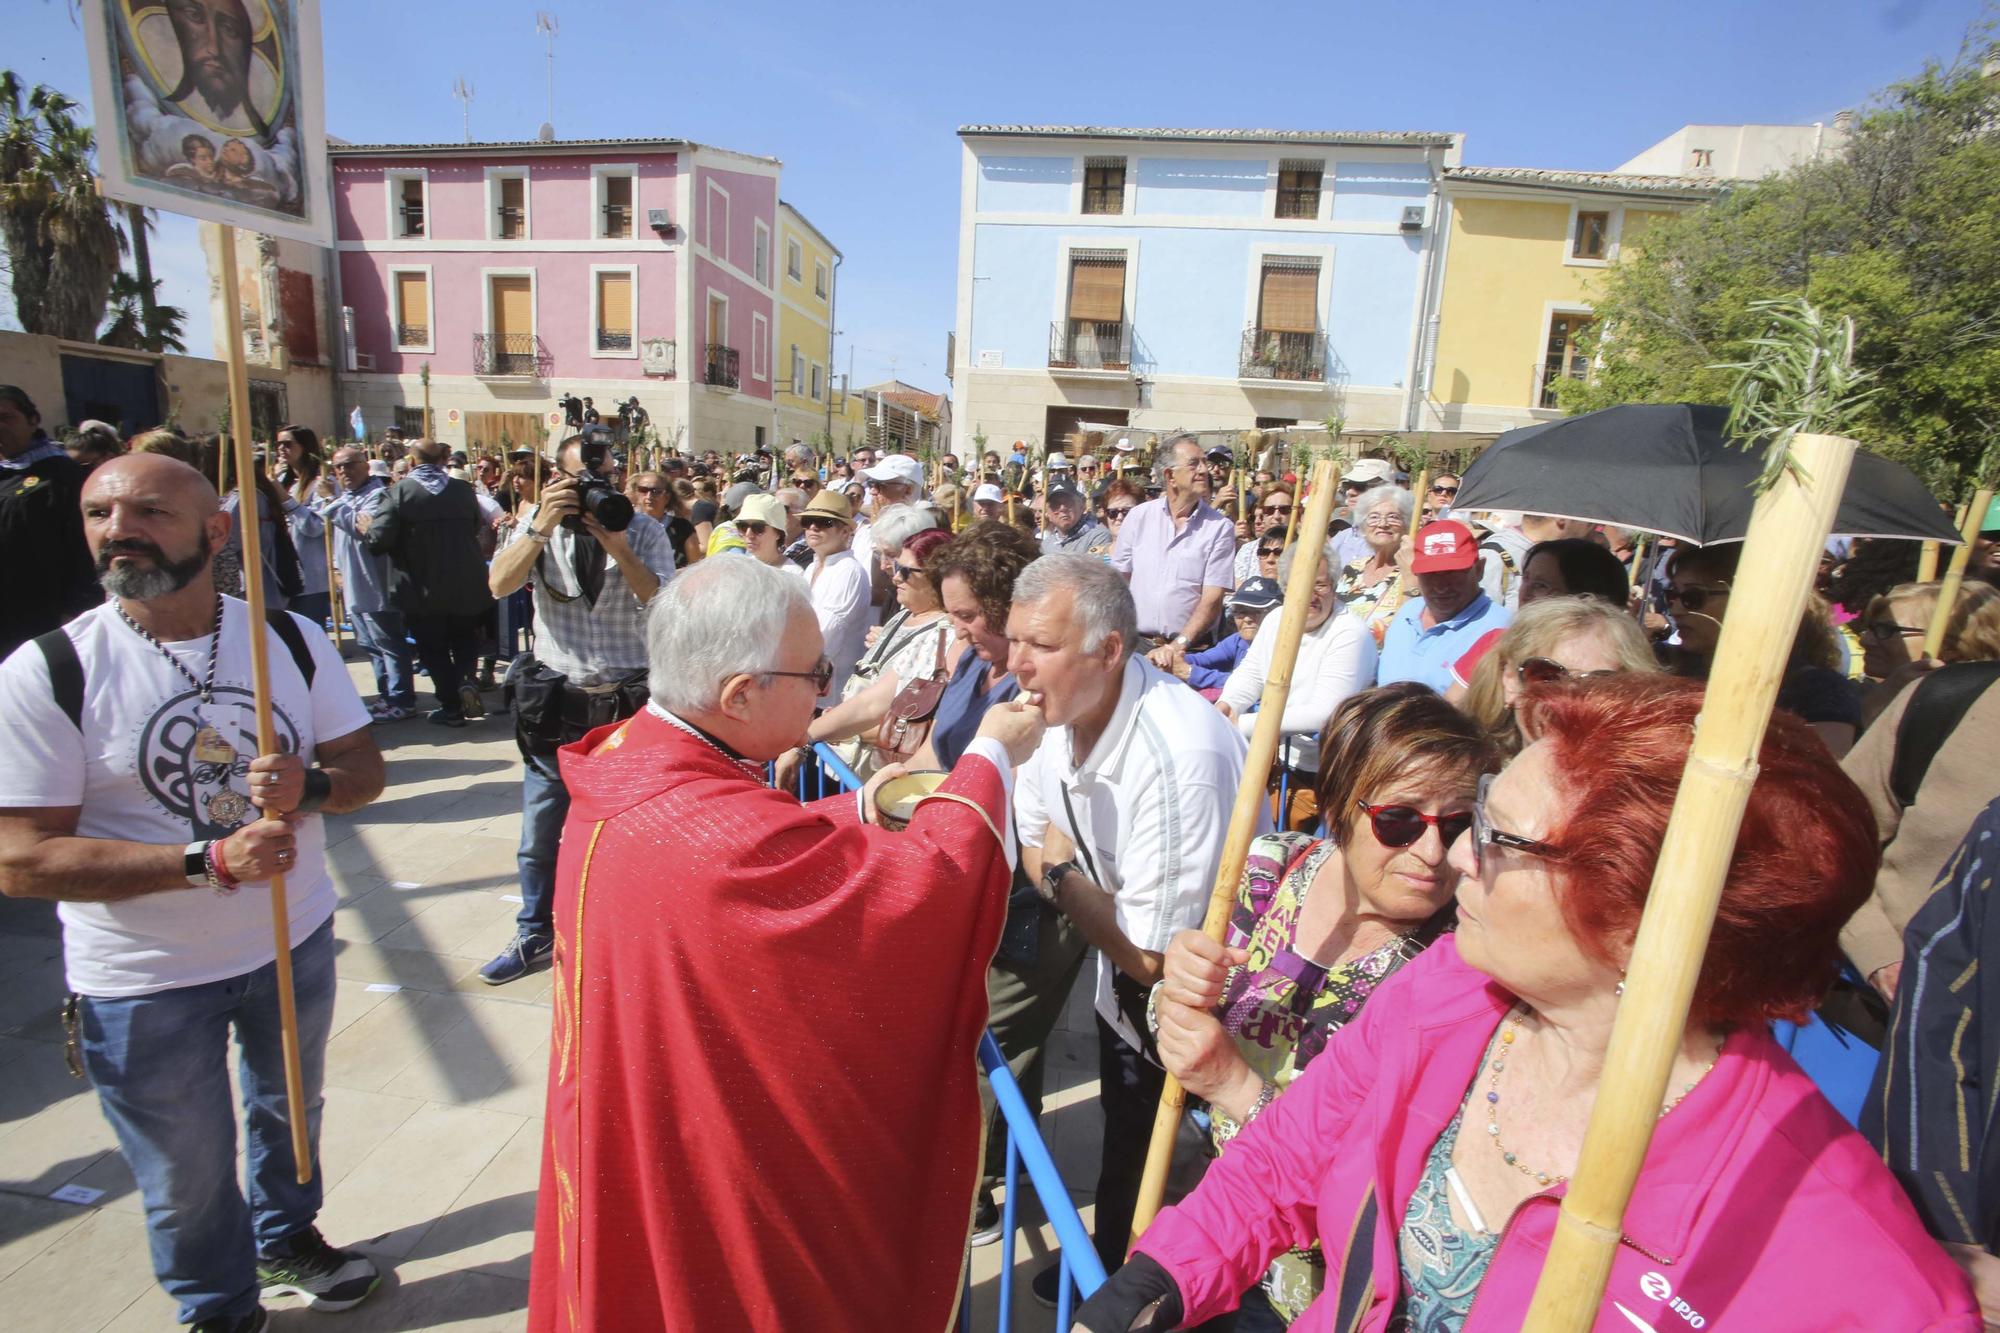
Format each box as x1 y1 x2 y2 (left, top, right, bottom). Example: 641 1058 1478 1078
799 489 854 524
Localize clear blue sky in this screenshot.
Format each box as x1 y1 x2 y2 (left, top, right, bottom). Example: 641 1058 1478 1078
7 0 1989 398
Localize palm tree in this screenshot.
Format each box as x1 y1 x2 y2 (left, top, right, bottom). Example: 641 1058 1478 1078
0 72 126 341
100 270 187 353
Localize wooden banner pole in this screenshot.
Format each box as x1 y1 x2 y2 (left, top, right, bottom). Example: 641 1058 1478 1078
1522 431 1854 1330
1128 459 1341 1245
322 516 340 650
217 227 313 1186
1921 487 1994 660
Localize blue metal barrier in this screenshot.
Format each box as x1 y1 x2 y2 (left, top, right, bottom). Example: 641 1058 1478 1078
976 1033 1107 1327
779 745 1105 1326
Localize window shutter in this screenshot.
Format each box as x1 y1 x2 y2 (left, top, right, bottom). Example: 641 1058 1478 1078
1258 258 1318 334
598 272 632 334
1067 251 1126 323
394 271 427 329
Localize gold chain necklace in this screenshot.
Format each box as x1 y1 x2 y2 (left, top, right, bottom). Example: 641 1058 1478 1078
1484 1005 1721 1188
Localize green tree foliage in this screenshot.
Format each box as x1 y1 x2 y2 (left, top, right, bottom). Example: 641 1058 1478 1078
1563 34 2000 493
0 73 126 342
99 270 188 353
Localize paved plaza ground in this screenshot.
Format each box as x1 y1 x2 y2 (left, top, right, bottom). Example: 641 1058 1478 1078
0 653 1108 1330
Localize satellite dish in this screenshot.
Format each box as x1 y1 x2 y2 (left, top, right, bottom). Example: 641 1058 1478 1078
537 122 555 142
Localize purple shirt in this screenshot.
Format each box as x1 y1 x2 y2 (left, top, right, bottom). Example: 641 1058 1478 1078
1111 497 1238 639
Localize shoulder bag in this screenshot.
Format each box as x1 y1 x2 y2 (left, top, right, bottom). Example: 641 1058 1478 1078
872 623 953 761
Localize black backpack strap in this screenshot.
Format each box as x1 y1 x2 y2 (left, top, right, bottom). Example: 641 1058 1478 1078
264 609 318 689
35 630 84 731
1890 661 2000 809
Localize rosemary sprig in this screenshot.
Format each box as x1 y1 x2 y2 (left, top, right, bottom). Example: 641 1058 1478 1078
1717 296 1878 494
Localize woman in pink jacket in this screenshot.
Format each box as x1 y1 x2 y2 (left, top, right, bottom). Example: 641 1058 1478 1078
1078 675 1977 1332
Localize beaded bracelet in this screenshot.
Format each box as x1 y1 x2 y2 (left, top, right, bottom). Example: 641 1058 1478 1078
204 838 240 895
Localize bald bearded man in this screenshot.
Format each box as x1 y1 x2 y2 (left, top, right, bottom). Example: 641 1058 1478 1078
0 454 386 1331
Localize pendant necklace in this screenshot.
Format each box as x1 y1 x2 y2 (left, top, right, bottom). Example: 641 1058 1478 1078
116 595 245 821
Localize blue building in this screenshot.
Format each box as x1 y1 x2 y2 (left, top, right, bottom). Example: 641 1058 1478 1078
949 126 1463 457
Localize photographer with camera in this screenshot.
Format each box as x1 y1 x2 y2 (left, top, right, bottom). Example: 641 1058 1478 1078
482 430 676 985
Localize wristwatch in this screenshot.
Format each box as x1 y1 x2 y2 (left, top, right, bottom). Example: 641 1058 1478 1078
184 841 211 887
1170 634 1190 648
1040 859 1079 905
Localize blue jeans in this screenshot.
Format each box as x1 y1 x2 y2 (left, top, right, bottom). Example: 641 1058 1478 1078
517 750 570 935
352 609 416 709
79 918 337 1325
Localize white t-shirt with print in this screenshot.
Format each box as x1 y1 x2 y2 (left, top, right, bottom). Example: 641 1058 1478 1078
0 598 372 997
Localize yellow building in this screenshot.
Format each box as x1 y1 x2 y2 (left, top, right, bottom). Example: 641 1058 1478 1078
774 201 843 449
1419 167 1720 434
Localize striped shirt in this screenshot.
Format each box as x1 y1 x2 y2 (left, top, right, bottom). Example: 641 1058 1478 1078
1014 655 1254 1050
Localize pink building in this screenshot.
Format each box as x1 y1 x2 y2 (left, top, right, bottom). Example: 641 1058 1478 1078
330 136 786 457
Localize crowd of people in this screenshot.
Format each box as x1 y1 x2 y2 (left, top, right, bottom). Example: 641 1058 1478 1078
4 381 2000 1330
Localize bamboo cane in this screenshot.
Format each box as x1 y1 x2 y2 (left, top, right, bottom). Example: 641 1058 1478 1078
1128 460 1342 1246
1521 430 1855 1331
322 516 340 650
1412 467 1431 524
216 228 313 1186
1916 541 1940 582
1921 488 1994 659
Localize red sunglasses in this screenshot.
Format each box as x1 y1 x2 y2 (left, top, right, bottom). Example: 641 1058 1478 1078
1355 800 1473 849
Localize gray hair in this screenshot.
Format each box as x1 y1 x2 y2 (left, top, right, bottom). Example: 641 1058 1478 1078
1011 554 1138 662
1353 484 1413 527
1153 432 1202 487
775 485 807 509
870 502 939 557
648 558 813 714
783 441 816 469
1277 540 1340 588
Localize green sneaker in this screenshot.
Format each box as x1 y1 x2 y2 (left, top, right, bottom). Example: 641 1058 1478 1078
257 1226 381 1312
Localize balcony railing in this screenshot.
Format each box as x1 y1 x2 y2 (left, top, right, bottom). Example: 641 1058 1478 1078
395 323 429 349
704 343 740 389
1239 327 1327 382
496 206 525 240
1048 319 1130 372
397 205 425 237
473 331 547 378
595 330 633 352
602 203 632 237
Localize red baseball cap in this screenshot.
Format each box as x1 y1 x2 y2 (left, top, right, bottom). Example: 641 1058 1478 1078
1411 520 1479 573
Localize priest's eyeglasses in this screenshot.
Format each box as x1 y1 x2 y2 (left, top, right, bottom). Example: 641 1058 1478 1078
763 656 834 693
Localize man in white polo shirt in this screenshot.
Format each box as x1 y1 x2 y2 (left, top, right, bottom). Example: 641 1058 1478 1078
0 454 385 1332
1007 554 1250 1298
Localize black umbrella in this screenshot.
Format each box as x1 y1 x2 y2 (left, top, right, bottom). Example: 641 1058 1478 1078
1450 404 1961 546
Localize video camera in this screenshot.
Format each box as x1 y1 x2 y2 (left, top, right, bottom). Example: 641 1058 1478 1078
564 428 634 534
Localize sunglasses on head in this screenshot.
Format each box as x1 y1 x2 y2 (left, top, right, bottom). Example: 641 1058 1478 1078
1105 506 1134 520
1516 657 1621 687
764 655 835 694
1355 799 1473 849
737 521 771 537
1665 582 1731 613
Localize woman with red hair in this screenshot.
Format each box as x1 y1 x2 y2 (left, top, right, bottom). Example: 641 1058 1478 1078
1079 674 1977 1332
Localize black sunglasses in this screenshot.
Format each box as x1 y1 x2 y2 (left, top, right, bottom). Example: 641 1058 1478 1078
1861 621 1924 641
1665 582 1731 613
1355 799 1473 849
801 515 844 530
1260 504 1293 517
1430 484 1459 498
892 563 925 581
1516 658 1621 687
737 521 771 537
1105 506 1134 520
633 484 667 495
1257 545 1284 557
764 655 834 693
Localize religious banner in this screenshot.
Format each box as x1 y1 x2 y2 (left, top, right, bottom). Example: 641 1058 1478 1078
80 0 332 246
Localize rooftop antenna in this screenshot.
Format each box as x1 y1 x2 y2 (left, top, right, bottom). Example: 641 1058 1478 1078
534 11 558 138
451 76 475 144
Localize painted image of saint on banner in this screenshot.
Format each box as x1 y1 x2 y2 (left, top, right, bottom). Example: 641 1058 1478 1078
105 0 308 221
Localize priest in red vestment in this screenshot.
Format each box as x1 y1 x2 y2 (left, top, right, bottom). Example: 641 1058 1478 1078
527 557 1045 1333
